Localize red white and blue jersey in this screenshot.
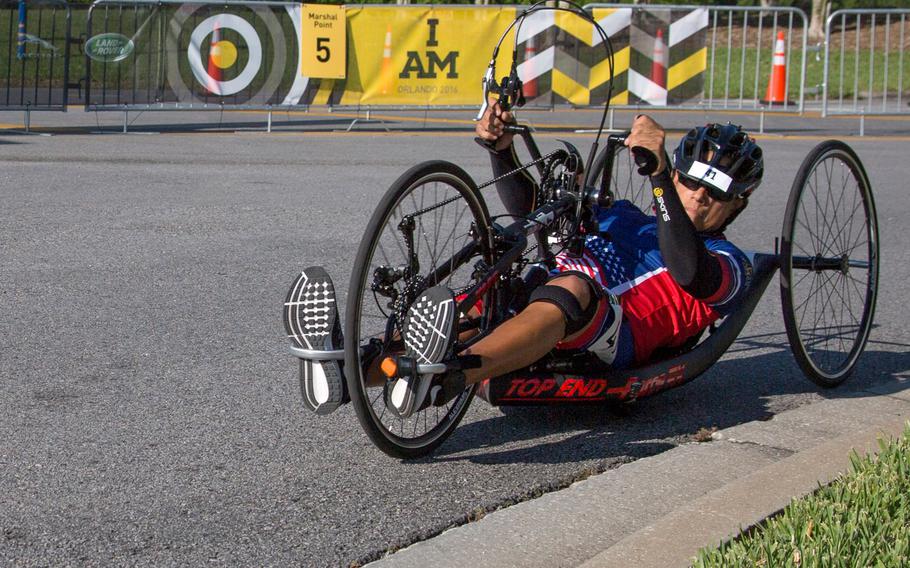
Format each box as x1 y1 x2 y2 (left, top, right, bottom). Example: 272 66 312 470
552 200 752 367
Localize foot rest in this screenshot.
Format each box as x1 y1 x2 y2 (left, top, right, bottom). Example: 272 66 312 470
288 346 345 361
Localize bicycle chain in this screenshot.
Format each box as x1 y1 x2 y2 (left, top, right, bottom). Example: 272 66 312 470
399 150 563 222
476 150 562 192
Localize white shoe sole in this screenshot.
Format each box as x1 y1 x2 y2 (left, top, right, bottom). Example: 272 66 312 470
284 266 345 415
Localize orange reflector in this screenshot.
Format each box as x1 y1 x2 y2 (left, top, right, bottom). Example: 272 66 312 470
380 357 398 378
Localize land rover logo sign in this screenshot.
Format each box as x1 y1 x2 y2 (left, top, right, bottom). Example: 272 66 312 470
85 33 134 63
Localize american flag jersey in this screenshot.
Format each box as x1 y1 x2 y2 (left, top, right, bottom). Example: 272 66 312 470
552 200 752 367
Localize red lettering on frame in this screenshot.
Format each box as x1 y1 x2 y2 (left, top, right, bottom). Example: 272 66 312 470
505 379 524 397
517 378 541 397
586 379 607 397
557 378 576 397
538 378 557 395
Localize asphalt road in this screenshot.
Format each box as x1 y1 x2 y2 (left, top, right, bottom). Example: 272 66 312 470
1 120 908 566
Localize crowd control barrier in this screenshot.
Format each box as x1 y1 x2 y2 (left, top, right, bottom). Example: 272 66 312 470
1 0 72 112
82 2 809 117
822 9 910 120
85 0 304 109
84 2 519 111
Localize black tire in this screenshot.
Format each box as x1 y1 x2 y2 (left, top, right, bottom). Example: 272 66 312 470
588 137 652 212
345 161 494 459
780 141 879 388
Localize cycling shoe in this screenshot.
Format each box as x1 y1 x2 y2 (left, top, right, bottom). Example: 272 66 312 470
386 286 457 418
284 266 347 415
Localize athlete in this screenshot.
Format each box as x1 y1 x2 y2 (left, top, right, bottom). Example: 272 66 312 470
286 109 763 418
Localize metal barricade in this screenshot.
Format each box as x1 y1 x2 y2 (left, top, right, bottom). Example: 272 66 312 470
822 9 909 118
76 2 820 124
1 0 71 110
85 0 302 111
583 4 807 114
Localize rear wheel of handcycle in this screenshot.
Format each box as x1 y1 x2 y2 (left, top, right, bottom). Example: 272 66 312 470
780 140 879 388
345 161 495 458
587 136 653 212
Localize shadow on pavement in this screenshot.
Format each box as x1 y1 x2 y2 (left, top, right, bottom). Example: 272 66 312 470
425 343 907 465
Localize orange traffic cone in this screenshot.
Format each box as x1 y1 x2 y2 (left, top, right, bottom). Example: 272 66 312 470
380 25 393 95
650 28 667 89
206 20 222 94
522 36 538 99
762 31 790 105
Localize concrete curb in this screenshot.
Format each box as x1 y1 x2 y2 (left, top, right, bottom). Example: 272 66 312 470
368 383 910 568
583 413 910 567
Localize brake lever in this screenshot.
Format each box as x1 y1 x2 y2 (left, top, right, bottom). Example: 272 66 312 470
475 61 526 153
474 60 496 121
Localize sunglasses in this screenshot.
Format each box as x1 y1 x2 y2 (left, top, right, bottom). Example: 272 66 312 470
677 174 736 202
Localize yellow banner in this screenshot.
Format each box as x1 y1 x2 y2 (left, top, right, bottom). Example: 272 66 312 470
301 4 346 79
342 6 516 106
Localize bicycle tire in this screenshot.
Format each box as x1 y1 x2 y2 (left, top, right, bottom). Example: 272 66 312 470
588 138 652 213
780 140 879 388
345 160 494 458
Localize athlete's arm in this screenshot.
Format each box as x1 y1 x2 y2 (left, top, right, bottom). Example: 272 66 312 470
625 115 728 300
476 100 537 217
490 145 537 218
649 169 726 299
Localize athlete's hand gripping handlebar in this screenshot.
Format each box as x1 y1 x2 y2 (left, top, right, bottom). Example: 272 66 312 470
624 115 669 176
605 131 660 176
630 146 660 176
475 60 525 153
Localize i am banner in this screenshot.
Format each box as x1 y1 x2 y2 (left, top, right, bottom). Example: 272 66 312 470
341 6 517 106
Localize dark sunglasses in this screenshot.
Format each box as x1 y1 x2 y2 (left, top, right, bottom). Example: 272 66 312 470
677 174 736 202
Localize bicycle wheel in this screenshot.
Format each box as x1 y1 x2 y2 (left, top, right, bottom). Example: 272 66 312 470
588 137 652 212
345 160 494 458
780 141 879 388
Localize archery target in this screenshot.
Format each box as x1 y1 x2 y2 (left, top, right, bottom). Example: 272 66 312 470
187 14 261 96
167 4 287 105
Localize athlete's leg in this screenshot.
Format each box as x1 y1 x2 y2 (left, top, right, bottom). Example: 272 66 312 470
459 274 593 385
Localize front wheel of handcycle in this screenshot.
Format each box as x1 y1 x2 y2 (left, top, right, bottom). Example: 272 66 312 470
345 160 495 458
780 140 879 388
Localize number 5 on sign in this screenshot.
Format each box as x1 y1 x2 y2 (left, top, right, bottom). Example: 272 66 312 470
301 4 346 79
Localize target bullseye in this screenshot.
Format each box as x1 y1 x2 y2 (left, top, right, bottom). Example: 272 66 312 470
210 40 238 69
188 14 261 96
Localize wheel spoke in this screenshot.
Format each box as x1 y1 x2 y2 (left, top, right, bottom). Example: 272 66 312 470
348 165 487 456
784 144 877 384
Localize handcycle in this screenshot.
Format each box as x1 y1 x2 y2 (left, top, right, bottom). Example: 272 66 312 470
285 4 879 459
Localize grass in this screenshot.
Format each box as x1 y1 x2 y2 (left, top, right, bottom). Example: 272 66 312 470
693 422 910 567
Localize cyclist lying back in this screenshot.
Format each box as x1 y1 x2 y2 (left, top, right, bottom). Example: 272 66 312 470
289 109 763 418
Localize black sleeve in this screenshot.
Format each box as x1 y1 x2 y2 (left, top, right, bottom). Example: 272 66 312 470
490 144 538 218
649 169 725 299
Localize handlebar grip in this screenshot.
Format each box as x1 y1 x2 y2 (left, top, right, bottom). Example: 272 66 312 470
630 146 659 176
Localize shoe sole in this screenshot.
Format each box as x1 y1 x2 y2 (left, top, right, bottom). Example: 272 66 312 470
284 266 345 415
388 286 456 418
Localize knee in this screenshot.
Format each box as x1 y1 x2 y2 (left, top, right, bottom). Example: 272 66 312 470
528 275 598 337
548 275 593 310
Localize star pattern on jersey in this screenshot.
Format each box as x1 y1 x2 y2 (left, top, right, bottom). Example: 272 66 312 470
586 235 630 287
